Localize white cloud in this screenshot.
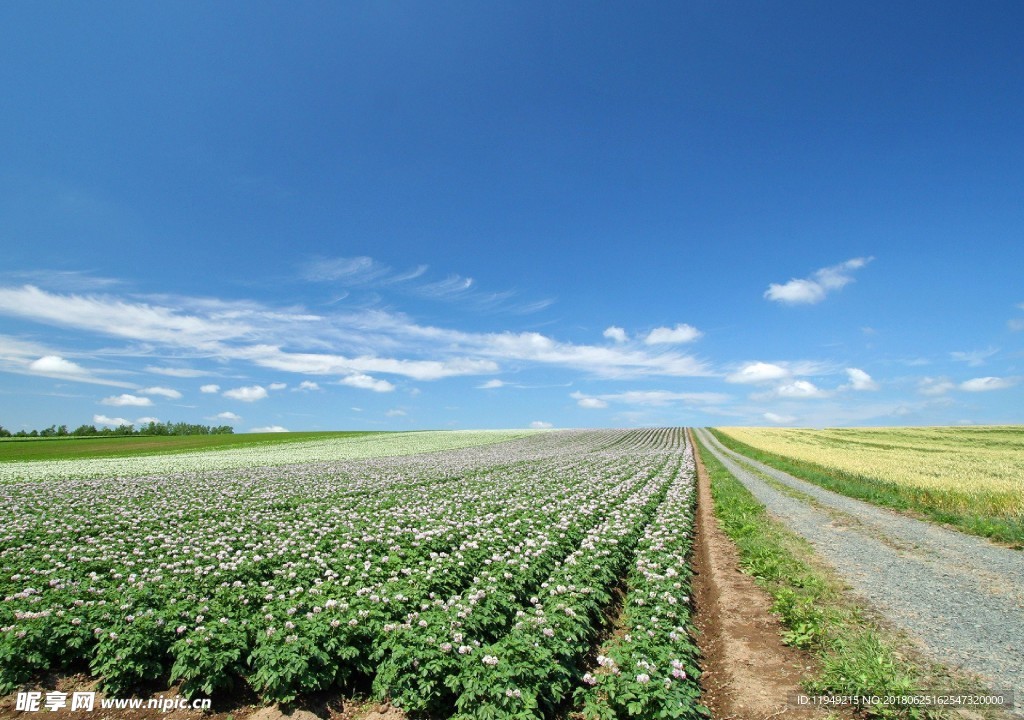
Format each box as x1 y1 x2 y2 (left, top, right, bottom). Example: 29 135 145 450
572 390 729 408
842 368 879 391
223 385 268 402
603 326 627 343
644 324 702 345
29 355 88 376
341 373 395 393
950 348 998 367
101 393 153 407
200 384 221 394
726 362 790 384
753 380 829 400
146 366 207 378
385 409 407 417
141 386 182 399
417 274 475 298
0 283 711 385
776 380 828 398
268 382 287 391
918 377 955 396
94 414 130 427
960 376 1018 392
478 379 506 389
530 421 553 429
216 411 242 421
250 425 289 433
136 416 161 424
765 257 872 305
763 412 796 424
1009 319 1024 332
296 381 320 391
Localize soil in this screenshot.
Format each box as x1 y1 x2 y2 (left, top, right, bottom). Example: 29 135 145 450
689 430 842 720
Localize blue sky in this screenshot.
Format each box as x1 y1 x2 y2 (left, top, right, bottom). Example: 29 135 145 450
1 2 1022 432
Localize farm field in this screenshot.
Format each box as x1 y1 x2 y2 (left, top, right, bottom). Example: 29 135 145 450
713 426 1024 545
0 428 705 719
0 431 381 462
0 429 538 483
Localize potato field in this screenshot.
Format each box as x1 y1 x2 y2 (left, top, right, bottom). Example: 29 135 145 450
0 429 705 719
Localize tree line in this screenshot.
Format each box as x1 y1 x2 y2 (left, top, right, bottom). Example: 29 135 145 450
0 421 235 438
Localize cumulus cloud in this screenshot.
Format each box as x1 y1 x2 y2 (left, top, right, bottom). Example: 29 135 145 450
216 411 242 421
478 379 506 389
296 381 320 391
530 421 553 429
250 425 289 433
101 394 153 407
29 355 89 376
842 368 879 391
223 385 269 402
200 384 221 393
960 376 1018 392
753 380 829 400
644 324 702 345
603 326 627 343
765 257 872 305
94 414 130 427
726 362 790 384
141 386 182 399
340 373 395 393
576 396 609 409
268 382 287 391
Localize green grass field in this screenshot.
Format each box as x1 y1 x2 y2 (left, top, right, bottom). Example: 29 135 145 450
0 431 379 461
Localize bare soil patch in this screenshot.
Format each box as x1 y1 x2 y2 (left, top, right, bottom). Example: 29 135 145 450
690 431 842 720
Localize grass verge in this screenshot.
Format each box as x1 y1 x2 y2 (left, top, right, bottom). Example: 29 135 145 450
708 429 1024 549
693 432 1007 720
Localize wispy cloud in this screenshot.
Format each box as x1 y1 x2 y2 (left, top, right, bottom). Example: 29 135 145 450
529 420 553 429
765 257 872 305
763 412 796 424
918 376 955 396
571 390 730 408
250 425 289 433
145 366 209 378
950 347 998 367
141 386 182 399
477 379 506 389
644 324 702 345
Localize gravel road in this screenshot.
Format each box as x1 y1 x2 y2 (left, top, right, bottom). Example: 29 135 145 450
693 428 1024 715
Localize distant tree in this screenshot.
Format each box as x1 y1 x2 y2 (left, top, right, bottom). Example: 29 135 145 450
0 424 11 438
72 424 98 436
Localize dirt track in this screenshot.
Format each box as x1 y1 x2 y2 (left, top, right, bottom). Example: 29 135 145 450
690 430 835 719
694 428 1024 716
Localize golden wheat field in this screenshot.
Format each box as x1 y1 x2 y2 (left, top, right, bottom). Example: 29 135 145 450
715 426 1024 520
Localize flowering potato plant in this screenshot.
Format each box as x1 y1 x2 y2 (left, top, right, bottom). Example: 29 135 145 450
1 428 705 718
